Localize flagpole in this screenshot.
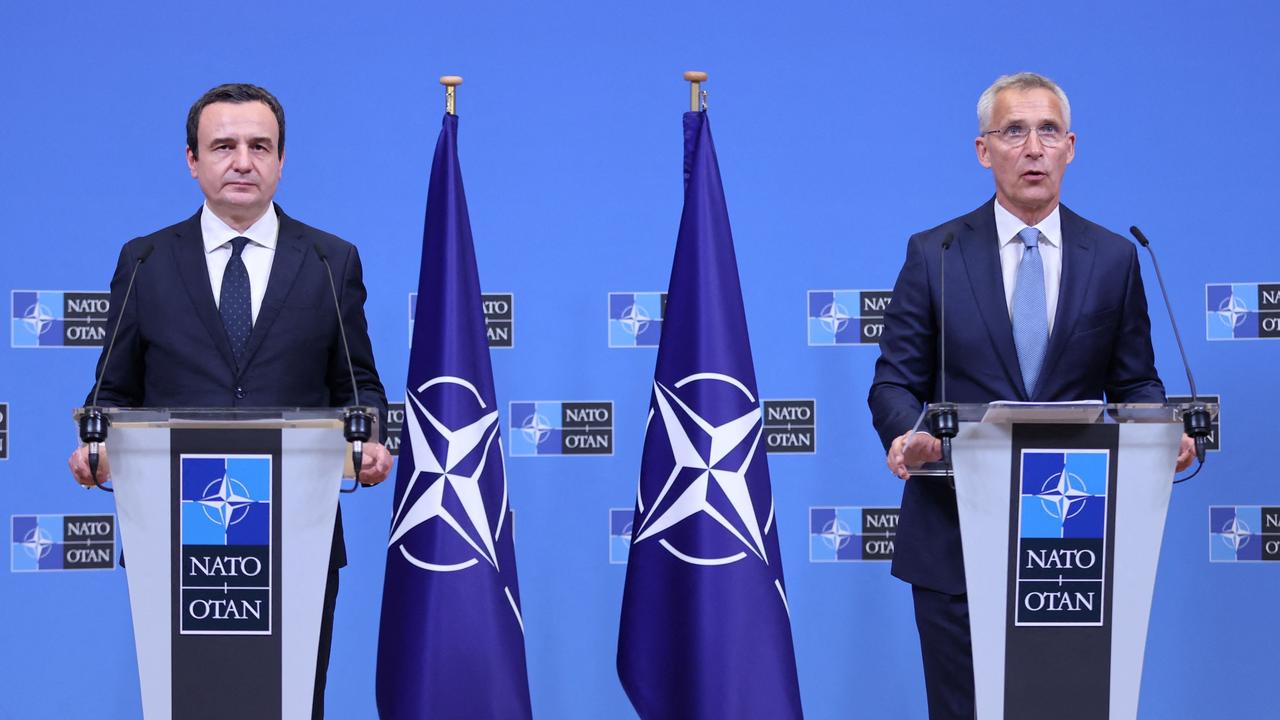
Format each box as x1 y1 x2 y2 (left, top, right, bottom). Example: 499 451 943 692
440 75 463 115
683 70 707 111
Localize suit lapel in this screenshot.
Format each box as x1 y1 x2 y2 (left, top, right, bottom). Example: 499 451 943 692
239 209 306 372
1037 204 1094 387
956 200 1027 398
172 209 238 373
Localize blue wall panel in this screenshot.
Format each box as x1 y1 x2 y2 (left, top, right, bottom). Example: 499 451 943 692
1 2 1276 717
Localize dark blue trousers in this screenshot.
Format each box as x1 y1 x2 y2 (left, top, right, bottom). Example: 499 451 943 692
312 568 340 719
911 586 976 720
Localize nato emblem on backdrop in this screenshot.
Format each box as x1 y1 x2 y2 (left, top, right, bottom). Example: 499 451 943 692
508 401 613 456
609 508 633 564
809 507 897 562
609 292 666 348
10 514 115 572
1015 450 1109 625
0 402 8 460
409 292 515 348
1209 506 1280 562
10 290 110 347
763 399 815 454
807 289 892 346
385 402 406 456
1205 283 1280 340
179 455 272 634
1168 394 1221 452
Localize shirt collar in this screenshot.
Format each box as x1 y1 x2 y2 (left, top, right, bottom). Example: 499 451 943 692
994 199 1061 249
200 203 280 254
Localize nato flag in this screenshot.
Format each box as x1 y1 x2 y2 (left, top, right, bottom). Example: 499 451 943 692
617 111 803 718
375 113 532 719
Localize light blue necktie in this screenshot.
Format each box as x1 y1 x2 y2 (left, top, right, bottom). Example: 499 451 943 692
1012 227 1048 396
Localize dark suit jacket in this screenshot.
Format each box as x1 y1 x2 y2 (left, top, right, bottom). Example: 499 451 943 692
868 199 1166 594
87 205 389 568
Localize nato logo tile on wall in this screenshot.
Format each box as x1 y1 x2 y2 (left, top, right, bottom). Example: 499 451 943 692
409 292 515 348
508 401 613 456
809 506 897 562
609 292 666 348
609 508 633 564
1209 506 1280 562
11 514 115 572
807 290 891 346
1205 283 1280 340
10 290 111 347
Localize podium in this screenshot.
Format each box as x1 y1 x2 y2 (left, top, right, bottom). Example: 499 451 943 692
924 402 1206 720
78 408 356 720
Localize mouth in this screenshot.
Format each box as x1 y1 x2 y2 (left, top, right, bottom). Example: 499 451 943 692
1021 170 1048 181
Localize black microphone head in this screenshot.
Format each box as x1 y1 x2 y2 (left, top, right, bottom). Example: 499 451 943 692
311 241 329 261
941 231 955 250
137 241 156 263
1129 226 1151 247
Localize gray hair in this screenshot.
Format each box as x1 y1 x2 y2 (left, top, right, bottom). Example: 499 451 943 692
977 72 1071 131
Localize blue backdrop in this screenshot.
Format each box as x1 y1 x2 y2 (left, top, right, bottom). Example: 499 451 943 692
1 1 1276 718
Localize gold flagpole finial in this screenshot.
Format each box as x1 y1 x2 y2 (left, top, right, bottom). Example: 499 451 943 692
440 76 463 115
683 71 708 112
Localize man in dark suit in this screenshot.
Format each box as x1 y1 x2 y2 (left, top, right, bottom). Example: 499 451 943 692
66 83 392 718
868 72 1194 719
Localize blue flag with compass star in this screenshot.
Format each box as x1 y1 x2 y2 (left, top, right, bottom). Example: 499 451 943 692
375 112 532 720
617 110 803 719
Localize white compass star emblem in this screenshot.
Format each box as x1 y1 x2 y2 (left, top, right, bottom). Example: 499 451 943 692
819 518 854 551
633 373 771 566
198 475 254 528
819 302 850 334
21 527 55 560
520 413 552 445
1219 516 1251 551
1217 294 1249 329
389 376 506 573
1036 464 1090 523
619 303 652 336
22 303 54 336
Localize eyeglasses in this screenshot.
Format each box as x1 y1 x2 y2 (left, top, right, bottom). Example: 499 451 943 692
982 123 1067 147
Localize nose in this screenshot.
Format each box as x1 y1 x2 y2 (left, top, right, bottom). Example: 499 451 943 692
231 145 253 172
1022 131 1045 157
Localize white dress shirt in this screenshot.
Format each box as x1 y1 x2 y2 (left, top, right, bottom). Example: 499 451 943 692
994 200 1062 334
201 203 278 324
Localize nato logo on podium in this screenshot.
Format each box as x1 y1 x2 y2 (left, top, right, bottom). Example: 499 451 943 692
179 456 272 634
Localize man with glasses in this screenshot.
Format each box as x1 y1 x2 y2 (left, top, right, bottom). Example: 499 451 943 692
868 72 1194 719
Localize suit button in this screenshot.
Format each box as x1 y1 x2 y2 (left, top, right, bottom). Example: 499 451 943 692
235 386 246 399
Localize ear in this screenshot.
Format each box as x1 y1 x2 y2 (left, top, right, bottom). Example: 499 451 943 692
976 136 993 169
186 147 198 178
1064 132 1076 165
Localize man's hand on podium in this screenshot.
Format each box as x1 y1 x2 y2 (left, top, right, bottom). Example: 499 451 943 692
358 441 393 485
68 444 110 488
1176 434 1195 473
887 430 942 480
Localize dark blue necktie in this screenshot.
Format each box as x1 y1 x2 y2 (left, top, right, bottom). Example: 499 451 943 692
1012 227 1048 396
220 236 253 365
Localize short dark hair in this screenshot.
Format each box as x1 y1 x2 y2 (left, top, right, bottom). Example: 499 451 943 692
186 83 286 158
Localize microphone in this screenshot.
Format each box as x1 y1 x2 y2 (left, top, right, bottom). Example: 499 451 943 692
927 232 958 466
80 242 156 491
1129 225 1212 471
312 242 373 493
